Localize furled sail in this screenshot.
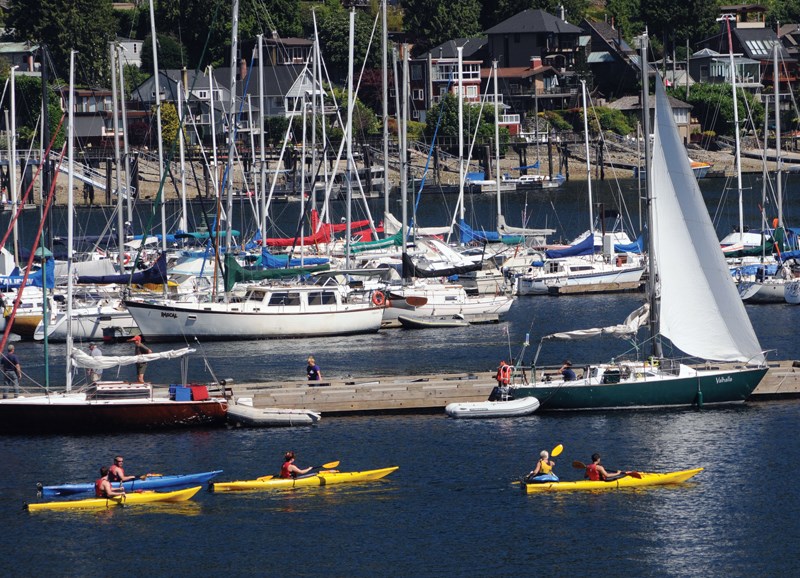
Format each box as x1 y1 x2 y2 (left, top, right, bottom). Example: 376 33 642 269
72 347 196 369
651 79 764 364
543 303 649 341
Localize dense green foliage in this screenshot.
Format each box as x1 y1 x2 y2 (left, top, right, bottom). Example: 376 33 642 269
402 0 482 53
3 74 65 150
670 83 764 137
423 93 509 151
140 34 186 72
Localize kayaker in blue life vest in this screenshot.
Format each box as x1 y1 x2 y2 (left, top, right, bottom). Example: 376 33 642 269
526 450 557 483
280 451 313 479
95 466 126 498
585 453 622 481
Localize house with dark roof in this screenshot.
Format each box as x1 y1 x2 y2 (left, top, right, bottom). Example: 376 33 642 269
484 9 585 70
606 94 696 143
581 19 639 99
409 38 487 123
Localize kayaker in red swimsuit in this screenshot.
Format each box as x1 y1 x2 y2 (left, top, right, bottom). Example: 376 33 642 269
280 451 313 479
585 453 622 481
95 466 126 498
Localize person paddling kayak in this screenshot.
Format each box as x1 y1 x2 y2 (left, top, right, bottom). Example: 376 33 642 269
280 451 313 479
526 450 557 482
585 453 623 481
95 466 125 498
108 455 136 483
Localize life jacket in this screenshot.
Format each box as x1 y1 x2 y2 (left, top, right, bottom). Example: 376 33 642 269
497 364 512 385
586 463 601 481
539 459 553 475
108 464 124 482
280 461 293 479
95 478 106 498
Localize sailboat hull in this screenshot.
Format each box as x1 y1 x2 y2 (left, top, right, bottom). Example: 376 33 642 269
509 366 767 410
0 394 228 433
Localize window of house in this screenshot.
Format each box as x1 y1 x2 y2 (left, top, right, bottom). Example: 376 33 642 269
411 65 422 80
465 85 477 98
412 88 424 100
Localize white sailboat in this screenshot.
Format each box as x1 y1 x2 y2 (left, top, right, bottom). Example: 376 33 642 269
505 41 766 410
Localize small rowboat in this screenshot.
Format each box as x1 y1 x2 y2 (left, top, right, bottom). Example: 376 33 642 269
227 402 321 428
25 486 202 512
39 470 223 497
445 396 540 418
397 315 469 329
522 468 703 493
210 466 399 492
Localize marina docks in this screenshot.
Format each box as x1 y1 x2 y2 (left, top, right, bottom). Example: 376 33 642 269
225 360 800 416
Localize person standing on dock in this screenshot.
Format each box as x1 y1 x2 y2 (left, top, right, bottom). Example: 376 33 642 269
306 356 322 381
1 344 21 398
129 335 152 383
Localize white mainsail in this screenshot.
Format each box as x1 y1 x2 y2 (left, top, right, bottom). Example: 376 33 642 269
651 80 764 364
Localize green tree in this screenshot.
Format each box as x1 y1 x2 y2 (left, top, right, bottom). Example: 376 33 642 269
764 0 800 26
2 74 65 150
140 34 186 71
330 87 380 139
641 0 719 45
402 0 481 53
480 0 590 30
604 0 642 40
314 1 381 84
423 93 505 152
7 0 116 84
159 101 181 149
671 83 764 137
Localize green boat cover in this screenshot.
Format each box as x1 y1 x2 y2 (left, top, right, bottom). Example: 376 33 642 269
223 254 330 292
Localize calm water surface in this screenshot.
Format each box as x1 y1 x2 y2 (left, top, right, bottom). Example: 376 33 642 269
1 175 799 575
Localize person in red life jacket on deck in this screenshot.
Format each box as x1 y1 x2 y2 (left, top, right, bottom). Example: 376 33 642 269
488 360 513 401
280 451 313 479
95 466 126 498
526 449 557 483
585 453 622 481
108 455 136 483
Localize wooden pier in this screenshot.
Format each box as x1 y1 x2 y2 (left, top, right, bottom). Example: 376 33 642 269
226 360 800 416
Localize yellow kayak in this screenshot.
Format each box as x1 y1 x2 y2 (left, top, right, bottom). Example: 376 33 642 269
26 486 202 511
523 468 703 493
211 466 399 492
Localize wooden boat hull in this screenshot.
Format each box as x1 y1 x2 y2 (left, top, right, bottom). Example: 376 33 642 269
510 366 767 410
40 471 224 497
523 468 704 493
227 404 321 427
210 466 399 492
445 396 540 418
26 485 203 511
0 394 228 434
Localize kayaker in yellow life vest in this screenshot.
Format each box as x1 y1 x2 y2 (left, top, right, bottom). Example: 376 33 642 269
526 450 556 482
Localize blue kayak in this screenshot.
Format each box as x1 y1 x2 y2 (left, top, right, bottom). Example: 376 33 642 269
38 470 223 497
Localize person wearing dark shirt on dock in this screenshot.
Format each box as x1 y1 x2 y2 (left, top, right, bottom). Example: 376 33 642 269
560 360 576 381
585 453 622 481
306 356 321 381
95 466 125 498
280 451 313 479
1 344 21 398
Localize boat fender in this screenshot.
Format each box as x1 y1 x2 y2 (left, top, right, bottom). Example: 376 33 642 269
371 291 386 307
3 306 11 318
695 390 704 409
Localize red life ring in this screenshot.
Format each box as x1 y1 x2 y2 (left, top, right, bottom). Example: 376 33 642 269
123 253 131 265
371 291 386 307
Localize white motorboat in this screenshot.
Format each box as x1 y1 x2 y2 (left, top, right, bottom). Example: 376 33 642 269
383 282 514 326
445 396 540 418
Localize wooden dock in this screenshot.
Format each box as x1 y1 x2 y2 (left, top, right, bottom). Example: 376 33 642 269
547 281 644 295
225 360 800 416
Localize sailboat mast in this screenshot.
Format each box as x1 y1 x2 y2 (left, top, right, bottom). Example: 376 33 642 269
258 34 267 241
225 0 239 255
774 42 782 229
10 66 18 262
457 46 465 224
110 43 125 263
345 8 355 269
641 33 660 357
66 51 75 392
382 0 390 221
148 0 167 253
722 14 744 243
493 61 501 227
580 80 594 236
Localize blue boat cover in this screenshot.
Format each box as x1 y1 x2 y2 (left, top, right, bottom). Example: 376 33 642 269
0 258 55 289
260 248 329 268
545 235 594 259
77 253 168 285
459 219 500 244
614 235 644 254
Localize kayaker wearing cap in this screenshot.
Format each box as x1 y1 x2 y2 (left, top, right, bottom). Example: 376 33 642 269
585 453 622 481
280 451 313 479
95 466 125 498
128 335 152 383
526 450 557 483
